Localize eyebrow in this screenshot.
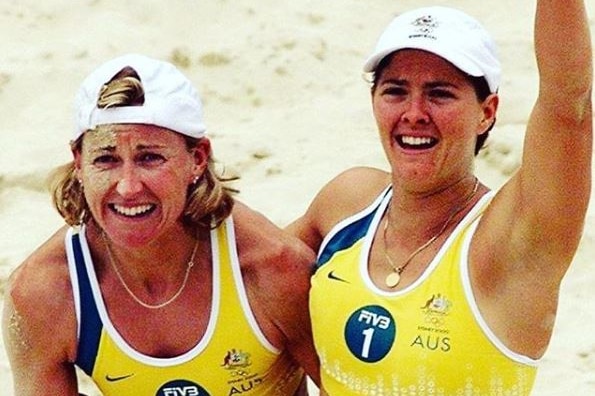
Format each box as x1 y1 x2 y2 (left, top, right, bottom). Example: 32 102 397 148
136 144 167 150
424 81 457 90
89 145 116 154
380 78 458 89
89 143 166 153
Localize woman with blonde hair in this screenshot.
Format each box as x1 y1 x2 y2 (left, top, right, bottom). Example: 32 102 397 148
3 53 320 395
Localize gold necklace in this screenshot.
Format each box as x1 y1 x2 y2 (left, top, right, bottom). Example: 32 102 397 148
102 232 199 309
382 178 479 288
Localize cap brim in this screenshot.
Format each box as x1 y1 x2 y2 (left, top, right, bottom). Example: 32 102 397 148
364 38 485 77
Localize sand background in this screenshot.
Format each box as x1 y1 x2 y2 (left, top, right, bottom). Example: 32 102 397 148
0 0 594 394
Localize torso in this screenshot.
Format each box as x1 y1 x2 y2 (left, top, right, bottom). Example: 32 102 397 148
310 186 538 395
66 217 304 396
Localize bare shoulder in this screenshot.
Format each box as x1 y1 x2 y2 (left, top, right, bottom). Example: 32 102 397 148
285 166 390 251
3 226 77 361
308 166 390 231
317 166 390 207
7 227 71 305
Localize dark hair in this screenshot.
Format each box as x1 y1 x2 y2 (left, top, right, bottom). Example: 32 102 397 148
468 76 494 154
370 53 495 155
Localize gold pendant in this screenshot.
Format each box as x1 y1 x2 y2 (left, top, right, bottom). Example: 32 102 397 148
385 272 400 288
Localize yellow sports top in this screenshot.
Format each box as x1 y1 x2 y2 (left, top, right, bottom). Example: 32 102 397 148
66 218 303 396
310 187 538 395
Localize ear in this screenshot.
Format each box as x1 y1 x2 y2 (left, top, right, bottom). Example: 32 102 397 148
71 141 83 181
191 137 211 179
478 93 499 135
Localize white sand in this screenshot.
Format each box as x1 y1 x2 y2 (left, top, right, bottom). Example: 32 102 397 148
0 1 594 394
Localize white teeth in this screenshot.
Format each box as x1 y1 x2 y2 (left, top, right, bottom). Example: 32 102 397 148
402 136 433 145
113 204 153 217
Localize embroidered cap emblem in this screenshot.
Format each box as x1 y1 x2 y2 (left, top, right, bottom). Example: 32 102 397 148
410 14 440 38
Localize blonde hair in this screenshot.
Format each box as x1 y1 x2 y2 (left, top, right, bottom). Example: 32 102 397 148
50 66 236 231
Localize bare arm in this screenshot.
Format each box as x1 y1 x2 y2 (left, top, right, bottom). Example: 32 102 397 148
2 237 79 395
521 0 593 260
270 239 321 386
472 0 592 358
484 0 592 282
233 202 321 385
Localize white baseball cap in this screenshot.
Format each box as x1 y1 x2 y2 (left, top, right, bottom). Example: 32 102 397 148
74 53 206 140
363 6 501 93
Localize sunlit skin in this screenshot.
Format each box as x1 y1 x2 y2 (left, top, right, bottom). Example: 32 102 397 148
73 124 209 249
285 2 592 393
372 49 498 195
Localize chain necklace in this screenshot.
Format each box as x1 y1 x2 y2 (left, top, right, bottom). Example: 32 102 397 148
102 232 199 309
382 178 479 288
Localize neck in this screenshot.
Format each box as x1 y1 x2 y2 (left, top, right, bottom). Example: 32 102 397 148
101 229 200 310
87 222 202 281
387 176 481 242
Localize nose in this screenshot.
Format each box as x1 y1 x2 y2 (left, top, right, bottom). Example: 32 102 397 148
401 95 430 125
115 163 143 197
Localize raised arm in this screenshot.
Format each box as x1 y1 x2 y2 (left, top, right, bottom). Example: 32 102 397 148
472 0 592 359
524 0 592 240
490 0 592 277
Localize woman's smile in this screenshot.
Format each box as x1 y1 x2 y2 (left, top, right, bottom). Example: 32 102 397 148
396 134 438 150
109 203 156 218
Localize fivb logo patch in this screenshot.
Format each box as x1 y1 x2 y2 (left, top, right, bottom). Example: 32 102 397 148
156 380 210 396
344 305 396 362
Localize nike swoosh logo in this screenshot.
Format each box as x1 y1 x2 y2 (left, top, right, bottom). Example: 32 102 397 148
328 270 349 283
105 373 134 382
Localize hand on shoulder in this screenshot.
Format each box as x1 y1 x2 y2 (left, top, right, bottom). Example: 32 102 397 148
232 201 316 270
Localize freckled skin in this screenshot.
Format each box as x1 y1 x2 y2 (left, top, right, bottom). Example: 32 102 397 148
74 124 203 248
79 126 119 193
79 125 118 167
7 309 31 353
371 50 487 191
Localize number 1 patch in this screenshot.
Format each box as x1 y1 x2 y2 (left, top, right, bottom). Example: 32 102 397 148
344 305 396 362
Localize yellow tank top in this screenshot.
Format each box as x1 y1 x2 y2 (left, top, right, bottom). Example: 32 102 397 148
310 187 538 395
66 217 303 396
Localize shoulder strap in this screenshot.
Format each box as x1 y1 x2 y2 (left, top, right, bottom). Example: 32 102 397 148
317 185 392 267
69 229 102 376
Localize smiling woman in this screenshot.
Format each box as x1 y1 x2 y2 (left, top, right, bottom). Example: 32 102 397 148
72 124 207 247
371 48 496 187
2 54 320 395
287 2 592 395
50 64 228 233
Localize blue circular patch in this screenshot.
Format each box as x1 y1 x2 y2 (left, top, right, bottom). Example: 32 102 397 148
156 379 210 396
344 305 396 362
